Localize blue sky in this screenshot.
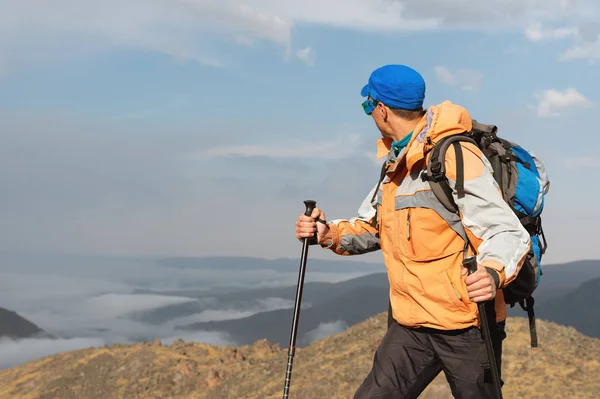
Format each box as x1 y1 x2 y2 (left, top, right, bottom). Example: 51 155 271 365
0 0 598 265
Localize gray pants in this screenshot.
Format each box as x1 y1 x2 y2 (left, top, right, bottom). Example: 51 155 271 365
354 308 506 399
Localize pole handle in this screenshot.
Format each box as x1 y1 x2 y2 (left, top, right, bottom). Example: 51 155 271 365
303 200 318 246
463 255 478 275
303 200 316 217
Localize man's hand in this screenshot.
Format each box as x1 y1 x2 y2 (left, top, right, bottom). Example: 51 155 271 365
295 208 331 246
462 262 498 303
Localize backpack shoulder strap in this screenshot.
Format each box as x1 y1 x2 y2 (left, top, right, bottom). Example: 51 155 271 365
424 134 479 214
369 161 388 228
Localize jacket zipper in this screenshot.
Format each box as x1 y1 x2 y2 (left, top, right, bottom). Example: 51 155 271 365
406 210 416 255
446 271 462 301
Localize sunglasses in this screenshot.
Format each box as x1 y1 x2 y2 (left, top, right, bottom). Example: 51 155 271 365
361 99 379 115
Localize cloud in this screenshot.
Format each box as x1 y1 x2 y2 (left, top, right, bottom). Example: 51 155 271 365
561 35 600 62
0 273 131 306
160 331 236 346
164 297 297 325
1 0 598 73
535 87 592 117
521 20 600 63
0 337 106 370
300 320 349 345
0 265 337 369
522 20 600 63
563 156 600 169
0 330 233 370
0 254 376 367
434 66 456 85
12 292 201 342
434 66 483 92
525 23 580 42
273 0 582 32
81 294 197 319
0 252 374 347
197 133 364 160
295 47 316 66
0 0 295 73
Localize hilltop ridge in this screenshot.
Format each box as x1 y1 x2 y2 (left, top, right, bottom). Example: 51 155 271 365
0 314 598 398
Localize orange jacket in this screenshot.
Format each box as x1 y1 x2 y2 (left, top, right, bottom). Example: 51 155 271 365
326 101 531 330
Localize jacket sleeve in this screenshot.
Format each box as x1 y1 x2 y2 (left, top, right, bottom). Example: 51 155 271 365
326 184 381 256
445 142 531 288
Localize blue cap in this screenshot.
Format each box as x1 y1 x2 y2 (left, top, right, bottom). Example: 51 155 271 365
360 64 426 111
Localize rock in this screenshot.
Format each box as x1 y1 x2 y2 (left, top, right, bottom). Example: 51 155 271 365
231 348 245 361
206 370 220 389
178 363 192 377
251 339 278 358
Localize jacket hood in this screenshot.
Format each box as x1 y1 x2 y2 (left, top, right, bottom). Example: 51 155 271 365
376 100 473 170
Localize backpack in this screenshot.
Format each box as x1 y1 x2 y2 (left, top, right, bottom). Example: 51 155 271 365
423 120 550 348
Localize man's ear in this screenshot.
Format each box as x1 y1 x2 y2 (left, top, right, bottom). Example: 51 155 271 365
379 103 388 122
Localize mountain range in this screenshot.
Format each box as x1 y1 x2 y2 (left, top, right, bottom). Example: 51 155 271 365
129 258 600 347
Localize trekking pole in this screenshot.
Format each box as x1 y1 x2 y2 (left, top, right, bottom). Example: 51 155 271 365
463 256 504 399
282 200 318 399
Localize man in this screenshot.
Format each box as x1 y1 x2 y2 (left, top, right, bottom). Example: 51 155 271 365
295 64 531 398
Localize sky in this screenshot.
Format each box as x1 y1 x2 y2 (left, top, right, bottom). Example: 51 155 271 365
1 0 599 265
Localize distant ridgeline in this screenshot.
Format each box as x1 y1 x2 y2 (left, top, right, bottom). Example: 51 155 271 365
0 307 49 340
135 259 600 346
